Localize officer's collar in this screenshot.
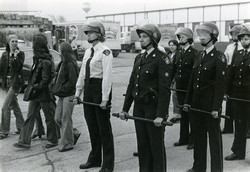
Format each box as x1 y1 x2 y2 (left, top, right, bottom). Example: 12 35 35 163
91 42 102 51
182 44 191 52
204 45 215 55
141 47 155 56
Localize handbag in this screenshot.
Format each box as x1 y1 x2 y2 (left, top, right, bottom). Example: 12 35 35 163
23 84 34 101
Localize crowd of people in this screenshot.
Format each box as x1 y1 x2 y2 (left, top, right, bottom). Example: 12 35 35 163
0 20 250 172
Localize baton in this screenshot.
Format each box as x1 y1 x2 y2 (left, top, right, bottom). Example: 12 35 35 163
70 100 111 108
170 88 188 93
227 96 250 103
112 113 173 126
177 105 230 119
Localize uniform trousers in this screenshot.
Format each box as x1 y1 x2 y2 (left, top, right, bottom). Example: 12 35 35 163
0 87 24 134
83 78 114 170
18 100 58 145
133 101 166 172
192 112 223 172
176 92 191 144
223 101 234 133
231 100 250 158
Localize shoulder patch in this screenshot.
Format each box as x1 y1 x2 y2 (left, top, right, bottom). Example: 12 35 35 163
218 54 227 63
103 49 111 56
164 56 171 64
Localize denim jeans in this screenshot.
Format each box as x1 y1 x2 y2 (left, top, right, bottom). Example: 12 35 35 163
0 87 24 134
55 95 74 149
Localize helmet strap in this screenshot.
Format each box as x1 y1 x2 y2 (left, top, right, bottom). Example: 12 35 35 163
201 37 213 47
141 42 153 50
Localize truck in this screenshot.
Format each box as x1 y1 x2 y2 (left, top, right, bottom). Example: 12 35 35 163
54 20 121 58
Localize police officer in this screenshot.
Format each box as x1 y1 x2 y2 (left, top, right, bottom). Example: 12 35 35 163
222 24 243 134
225 24 250 161
173 27 198 149
120 24 172 172
183 22 227 172
73 21 114 172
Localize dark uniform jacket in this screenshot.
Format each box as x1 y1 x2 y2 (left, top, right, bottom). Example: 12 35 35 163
173 46 198 90
0 50 24 92
185 47 227 112
123 48 173 118
28 53 55 102
226 49 250 103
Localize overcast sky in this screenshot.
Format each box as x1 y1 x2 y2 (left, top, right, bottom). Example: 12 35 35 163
0 0 249 21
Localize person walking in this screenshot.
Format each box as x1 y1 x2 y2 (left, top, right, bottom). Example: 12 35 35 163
53 42 80 152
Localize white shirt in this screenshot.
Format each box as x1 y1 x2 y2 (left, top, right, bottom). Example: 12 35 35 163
75 42 113 101
71 39 77 50
224 41 243 65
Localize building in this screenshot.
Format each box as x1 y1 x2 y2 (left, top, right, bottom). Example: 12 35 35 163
86 1 250 42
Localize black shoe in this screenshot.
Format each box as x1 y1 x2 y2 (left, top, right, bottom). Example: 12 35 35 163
79 162 101 169
225 153 245 161
174 142 188 146
186 144 194 150
133 152 138 157
45 143 58 149
13 142 30 149
99 168 113 172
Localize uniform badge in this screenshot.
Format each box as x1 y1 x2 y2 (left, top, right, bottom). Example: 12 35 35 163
153 54 156 57
165 72 169 77
103 49 111 56
164 57 170 64
211 53 214 56
221 56 226 63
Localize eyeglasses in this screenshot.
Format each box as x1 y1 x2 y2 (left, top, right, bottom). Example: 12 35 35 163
11 40 18 43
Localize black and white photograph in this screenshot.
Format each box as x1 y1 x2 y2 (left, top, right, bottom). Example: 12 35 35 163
0 0 250 171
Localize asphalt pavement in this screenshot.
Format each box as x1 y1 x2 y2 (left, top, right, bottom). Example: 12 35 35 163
0 52 250 172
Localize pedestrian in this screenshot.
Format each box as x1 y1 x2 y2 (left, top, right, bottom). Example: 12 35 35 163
0 34 25 139
183 22 227 172
13 33 58 149
173 28 197 150
73 21 114 172
119 24 173 172
167 40 181 124
71 36 79 60
222 24 243 134
53 42 80 152
224 24 250 161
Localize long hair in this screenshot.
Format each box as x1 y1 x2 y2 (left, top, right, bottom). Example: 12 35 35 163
60 42 76 63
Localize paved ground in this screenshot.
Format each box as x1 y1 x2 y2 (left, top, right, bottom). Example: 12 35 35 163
0 52 250 172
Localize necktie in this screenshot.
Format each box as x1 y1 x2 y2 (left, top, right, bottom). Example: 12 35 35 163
141 51 148 63
202 50 206 59
244 49 248 56
85 47 94 82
